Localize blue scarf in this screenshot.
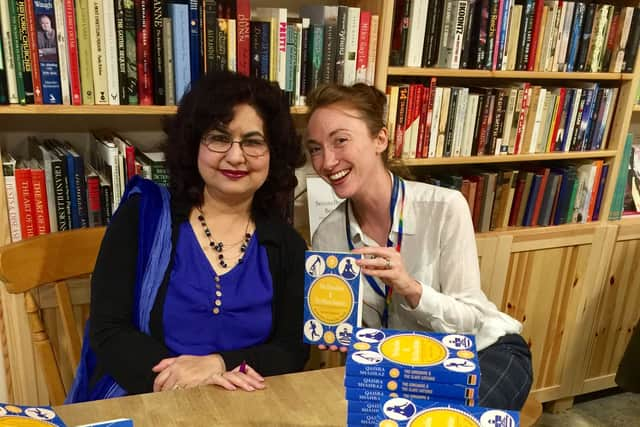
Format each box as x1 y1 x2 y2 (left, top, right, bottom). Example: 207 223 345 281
66 177 172 403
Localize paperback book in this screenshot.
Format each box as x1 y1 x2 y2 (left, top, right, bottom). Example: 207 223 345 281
0 402 67 426
303 250 362 346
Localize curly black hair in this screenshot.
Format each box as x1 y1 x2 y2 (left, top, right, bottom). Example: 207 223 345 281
163 71 305 220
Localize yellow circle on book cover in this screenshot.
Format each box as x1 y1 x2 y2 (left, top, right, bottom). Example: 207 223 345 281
308 275 354 325
0 418 57 427
407 408 479 427
379 334 448 366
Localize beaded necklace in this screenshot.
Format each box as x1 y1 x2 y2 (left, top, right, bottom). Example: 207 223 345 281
196 208 252 268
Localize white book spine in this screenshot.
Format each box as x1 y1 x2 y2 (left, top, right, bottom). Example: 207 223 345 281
365 14 378 85
38 149 58 233
500 88 518 155
102 0 120 104
529 88 547 153
428 87 443 159
461 94 479 156
88 0 109 104
452 87 468 157
0 0 19 103
613 7 633 72
4 173 22 241
53 0 71 104
343 6 359 85
405 0 428 67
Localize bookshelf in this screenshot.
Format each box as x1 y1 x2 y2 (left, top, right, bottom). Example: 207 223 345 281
0 0 638 411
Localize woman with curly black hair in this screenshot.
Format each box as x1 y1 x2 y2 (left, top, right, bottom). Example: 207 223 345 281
67 71 309 402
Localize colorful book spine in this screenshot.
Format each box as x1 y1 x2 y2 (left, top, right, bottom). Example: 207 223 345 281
74 0 94 104
33 0 62 103
135 0 153 104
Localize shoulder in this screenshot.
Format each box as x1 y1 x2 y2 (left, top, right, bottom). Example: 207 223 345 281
311 201 347 250
405 179 468 211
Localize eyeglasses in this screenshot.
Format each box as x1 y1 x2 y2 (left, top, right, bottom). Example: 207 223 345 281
201 132 269 157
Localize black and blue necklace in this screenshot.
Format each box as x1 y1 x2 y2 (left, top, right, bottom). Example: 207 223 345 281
196 208 252 268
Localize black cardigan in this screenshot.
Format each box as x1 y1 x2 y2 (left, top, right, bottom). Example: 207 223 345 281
89 196 309 394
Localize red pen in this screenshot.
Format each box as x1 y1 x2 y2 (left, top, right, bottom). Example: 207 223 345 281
239 360 247 374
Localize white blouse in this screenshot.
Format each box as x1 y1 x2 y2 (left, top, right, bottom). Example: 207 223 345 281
311 176 521 351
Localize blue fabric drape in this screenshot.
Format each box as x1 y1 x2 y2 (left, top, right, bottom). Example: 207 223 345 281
66 177 172 403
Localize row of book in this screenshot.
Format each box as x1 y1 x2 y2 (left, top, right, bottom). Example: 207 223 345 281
0 0 379 106
391 0 640 73
2 132 168 242
345 328 519 426
423 160 609 233
387 80 617 160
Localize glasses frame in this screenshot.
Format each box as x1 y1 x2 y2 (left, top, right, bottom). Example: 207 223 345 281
201 132 270 158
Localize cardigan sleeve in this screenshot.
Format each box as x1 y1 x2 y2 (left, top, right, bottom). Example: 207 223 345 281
219 224 310 375
89 196 173 394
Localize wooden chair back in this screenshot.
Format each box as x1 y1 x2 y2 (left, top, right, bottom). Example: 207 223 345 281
0 227 105 405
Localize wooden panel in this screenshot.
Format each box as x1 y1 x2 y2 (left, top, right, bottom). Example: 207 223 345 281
476 235 512 306
579 222 640 394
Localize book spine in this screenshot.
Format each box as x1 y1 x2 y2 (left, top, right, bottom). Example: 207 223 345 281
151 0 164 104
88 0 108 103
15 168 35 239
136 0 153 104
8 0 27 103
0 0 19 103
122 0 137 104
53 0 70 104
235 0 250 76
3 160 22 241
169 3 189 102
203 0 217 72
355 10 370 83
16 0 34 103
31 168 51 235
161 16 173 105
63 0 82 104
23 0 42 103
188 0 200 82
74 0 94 104
86 174 101 226
34 0 62 103
102 0 120 104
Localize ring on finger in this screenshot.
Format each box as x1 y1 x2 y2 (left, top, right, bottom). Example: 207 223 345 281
172 384 183 390
385 258 392 269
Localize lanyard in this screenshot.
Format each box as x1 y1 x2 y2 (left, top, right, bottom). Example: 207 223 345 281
346 175 405 327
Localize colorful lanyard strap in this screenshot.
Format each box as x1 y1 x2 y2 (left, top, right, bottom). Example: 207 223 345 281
345 175 405 327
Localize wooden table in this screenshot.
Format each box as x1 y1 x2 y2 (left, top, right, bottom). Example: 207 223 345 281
54 367 348 426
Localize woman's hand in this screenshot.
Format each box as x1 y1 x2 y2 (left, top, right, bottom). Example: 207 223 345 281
318 344 348 352
152 355 265 392
352 246 422 309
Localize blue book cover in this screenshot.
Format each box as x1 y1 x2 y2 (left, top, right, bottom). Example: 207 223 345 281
33 0 62 104
345 386 475 407
522 174 541 226
303 250 362 347
168 3 191 103
188 0 201 82
56 144 80 229
368 397 520 427
258 21 271 81
348 395 474 416
566 2 586 72
345 328 481 386
559 89 576 151
76 419 133 427
0 402 67 426
591 163 609 221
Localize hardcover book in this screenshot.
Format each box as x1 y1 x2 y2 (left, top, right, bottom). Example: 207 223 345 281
303 250 362 347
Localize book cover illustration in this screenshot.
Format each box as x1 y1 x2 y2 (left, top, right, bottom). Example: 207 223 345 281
303 250 362 346
0 402 67 426
366 396 520 427
346 328 481 387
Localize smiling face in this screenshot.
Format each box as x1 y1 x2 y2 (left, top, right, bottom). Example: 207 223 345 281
197 103 270 204
306 104 388 199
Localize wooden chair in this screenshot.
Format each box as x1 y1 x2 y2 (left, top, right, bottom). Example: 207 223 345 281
0 227 106 405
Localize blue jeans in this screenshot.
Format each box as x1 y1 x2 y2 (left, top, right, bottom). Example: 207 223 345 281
478 333 533 410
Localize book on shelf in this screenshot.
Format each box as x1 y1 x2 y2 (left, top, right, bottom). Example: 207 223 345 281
0 402 67 426
303 250 362 347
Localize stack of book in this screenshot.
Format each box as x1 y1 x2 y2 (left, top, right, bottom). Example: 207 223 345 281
344 328 482 426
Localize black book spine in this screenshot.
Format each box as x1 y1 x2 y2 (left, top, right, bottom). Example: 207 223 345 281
460 0 479 69
444 88 459 157
576 3 596 72
115 0 128 104
123 0 138 104
334 6 347 84
15 0 34 103
623 8 640 73
299 23 309 99
204 0 217 72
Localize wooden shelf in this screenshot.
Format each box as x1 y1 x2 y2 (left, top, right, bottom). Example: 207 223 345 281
0 105 310 115
475 221 600 237
387 67 629 81
633 105 640 112
392 150 617 166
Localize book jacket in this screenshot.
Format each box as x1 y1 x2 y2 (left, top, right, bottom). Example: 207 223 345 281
303 250 362 346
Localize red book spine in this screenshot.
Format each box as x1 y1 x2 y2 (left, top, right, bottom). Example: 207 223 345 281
87 175 102 226
31 168 51 235
530 168 550 225
136 0 154 105
422 77 437 158
508 175 526 226
64 0 82 104
235 0 251 76
15 168 36 239
356 11 371 83
477 92 495 155
24 0 43 104
416 85 430 159
547 87 566 152
587 161 603 221
125 144 136 181
394 85 409 159
527 0 545 71
513 83 531 154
